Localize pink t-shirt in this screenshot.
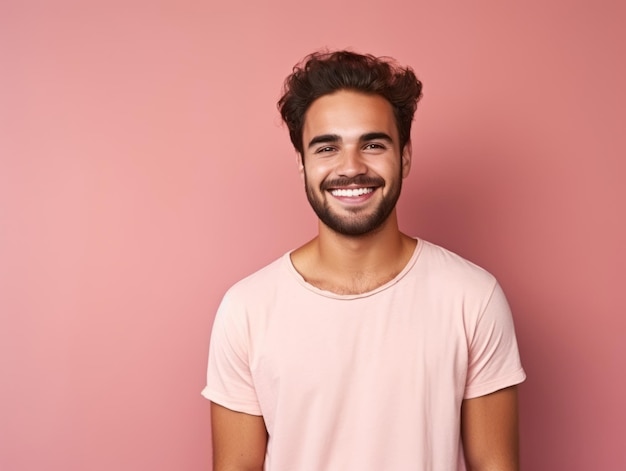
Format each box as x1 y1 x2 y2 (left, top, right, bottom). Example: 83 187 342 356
203 239 526 470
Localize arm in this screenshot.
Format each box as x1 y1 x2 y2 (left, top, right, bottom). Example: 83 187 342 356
461 386 520 471
211 401 268 471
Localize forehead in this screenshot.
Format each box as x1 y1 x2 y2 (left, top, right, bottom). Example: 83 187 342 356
302 90 397 142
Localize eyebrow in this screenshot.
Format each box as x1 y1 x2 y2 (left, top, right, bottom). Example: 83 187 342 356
307 132 394 149
360 132 394 144
307 134 340 149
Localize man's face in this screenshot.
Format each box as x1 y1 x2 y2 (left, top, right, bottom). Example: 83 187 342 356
299 90 411 236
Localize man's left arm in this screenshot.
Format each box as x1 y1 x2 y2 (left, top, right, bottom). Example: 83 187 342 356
461 385 520 471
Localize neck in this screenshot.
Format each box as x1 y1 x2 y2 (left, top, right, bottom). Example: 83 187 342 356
317 210 406 273
290 210 417 294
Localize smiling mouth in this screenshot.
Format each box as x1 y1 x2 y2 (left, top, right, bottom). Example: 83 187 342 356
330 187 374 197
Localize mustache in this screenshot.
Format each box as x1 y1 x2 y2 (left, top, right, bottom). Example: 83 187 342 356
321 176 384 191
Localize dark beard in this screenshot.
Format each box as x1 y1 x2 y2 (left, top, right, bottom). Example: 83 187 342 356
304 174 402 236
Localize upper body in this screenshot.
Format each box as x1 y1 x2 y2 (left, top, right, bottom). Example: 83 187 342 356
203 239 525 470
203 50 525 470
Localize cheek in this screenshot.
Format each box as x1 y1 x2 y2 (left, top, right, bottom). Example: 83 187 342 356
304 162 331 181
371 161 401 179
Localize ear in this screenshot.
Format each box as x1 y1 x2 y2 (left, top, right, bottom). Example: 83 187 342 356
297 152 305 180
401 141 412 178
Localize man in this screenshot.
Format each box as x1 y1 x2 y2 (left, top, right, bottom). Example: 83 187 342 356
202 50 526 470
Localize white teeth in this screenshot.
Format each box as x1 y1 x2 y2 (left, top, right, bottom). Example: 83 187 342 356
330 187 374 197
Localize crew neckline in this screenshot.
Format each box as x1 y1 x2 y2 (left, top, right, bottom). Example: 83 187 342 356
284 238 424 300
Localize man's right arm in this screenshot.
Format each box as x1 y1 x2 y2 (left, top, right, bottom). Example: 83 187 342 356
211 401 267 471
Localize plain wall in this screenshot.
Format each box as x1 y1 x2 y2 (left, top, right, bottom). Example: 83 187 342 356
1 1 624 469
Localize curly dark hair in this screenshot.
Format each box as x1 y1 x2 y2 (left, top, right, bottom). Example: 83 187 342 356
278 50 423 155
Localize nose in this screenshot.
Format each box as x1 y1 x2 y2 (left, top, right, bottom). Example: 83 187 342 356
336 146 367 177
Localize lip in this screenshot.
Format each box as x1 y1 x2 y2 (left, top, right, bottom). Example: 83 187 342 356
327 186 377 203
321 177 384 192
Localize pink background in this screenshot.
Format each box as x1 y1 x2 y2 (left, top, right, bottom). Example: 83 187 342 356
1 1 624 469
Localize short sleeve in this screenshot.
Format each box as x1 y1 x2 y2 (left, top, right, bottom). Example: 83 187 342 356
464 282 526 399
201 291 263 415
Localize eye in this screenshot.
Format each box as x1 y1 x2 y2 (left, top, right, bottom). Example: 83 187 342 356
314 146 336 154
364 143 386 151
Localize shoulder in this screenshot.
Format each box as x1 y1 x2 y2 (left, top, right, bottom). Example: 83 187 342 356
219 253 293 312
417 239 497 293
211 254 287 338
